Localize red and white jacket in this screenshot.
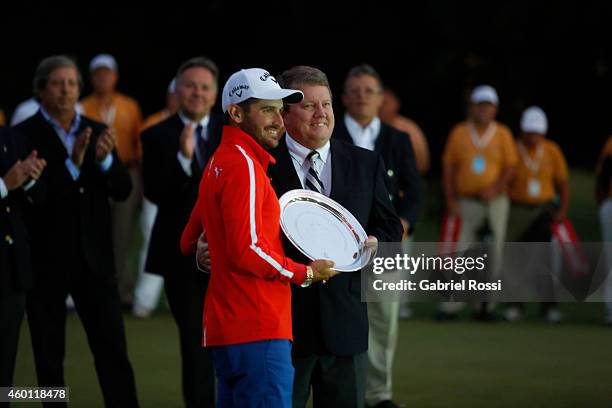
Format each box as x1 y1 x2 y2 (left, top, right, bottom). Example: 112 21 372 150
181 125 307 347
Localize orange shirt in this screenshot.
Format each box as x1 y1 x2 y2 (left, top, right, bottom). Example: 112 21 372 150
443 121 518 197
81 92 143 165
509 139 568 204
0 109 6 126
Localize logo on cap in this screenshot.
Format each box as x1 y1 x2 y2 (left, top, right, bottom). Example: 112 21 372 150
230 84 250 98
259 71 278 84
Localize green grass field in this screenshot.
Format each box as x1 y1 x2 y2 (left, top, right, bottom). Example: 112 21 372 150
12 304 612 407
11 169 612 407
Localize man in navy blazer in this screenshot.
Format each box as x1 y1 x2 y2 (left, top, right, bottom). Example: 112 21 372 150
13 55 138 407
0 126 46 392
334 64 423 408
141 57 222 408
269 66 403 408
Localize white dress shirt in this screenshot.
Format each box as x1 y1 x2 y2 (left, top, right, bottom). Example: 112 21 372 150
344 113 381 152
285 132 332 197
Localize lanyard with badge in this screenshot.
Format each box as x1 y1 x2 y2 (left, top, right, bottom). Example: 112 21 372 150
468 122 496 175
101 105 117 127
518 142 544 198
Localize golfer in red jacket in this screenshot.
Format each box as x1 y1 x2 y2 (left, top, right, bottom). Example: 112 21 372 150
181 68 337 408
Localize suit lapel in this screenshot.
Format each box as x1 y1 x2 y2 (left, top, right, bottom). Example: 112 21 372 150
32 112 70 161
333 118 353 145
0 129 11 173
329 139 351 202
269 136 302 195
168 114 184 147
374 123 389 154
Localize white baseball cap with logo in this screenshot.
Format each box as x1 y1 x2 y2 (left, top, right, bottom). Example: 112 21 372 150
89 54 118 72
470 85 499 106
221 68 303 113
521 106 548 135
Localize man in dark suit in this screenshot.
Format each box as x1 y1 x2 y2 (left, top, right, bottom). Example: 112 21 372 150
334 64 423 408
12 55 138 407
141 57 222 407
271 66 403 408
0 126 46 398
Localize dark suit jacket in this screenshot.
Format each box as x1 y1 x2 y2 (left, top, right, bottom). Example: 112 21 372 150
141 113 222 276
334 119 422 232
268 136 403 357
13 112 131 282
0 127 34 293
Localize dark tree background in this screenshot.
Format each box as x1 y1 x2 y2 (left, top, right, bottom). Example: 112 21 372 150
2 1 611 170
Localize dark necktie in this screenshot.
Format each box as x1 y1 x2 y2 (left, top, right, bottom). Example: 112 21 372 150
195 124 206 169
305 150 325 195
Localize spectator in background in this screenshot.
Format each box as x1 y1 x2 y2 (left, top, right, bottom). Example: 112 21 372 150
379 88 430 174
81 54 144 308
596 135 612 326
0 109 5 126
141 57 222 407
505 106 569 323
13 55 138 407
1 126 46 394
439 85 518 320
334 64 420 408
379 86 430 321
11 97 84 126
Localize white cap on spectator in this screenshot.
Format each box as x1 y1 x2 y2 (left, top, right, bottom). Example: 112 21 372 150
168 78 176 94
89 54 118 72
470 85 499 106
221 68 303 113
521 106 548 134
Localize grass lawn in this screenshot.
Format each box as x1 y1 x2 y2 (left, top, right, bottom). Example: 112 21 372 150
12 169 611 407
12 303 612 407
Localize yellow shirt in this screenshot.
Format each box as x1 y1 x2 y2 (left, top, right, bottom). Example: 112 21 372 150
442 121 518 196
509 139 568 204
81 92 143 165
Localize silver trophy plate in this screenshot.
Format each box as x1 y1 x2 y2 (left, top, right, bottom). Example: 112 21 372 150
278 189 376 272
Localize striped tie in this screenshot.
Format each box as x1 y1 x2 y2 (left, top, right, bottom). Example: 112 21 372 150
305 150 325 195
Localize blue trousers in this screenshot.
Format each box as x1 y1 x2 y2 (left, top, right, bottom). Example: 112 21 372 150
210 339 294 408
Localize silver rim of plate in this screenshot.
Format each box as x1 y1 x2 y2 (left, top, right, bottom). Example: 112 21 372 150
278 189 376 272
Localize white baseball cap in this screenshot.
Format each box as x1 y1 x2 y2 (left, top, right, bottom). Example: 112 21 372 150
521 106 548 134
470 85 499 106
89 54 118 72
221 68 303 113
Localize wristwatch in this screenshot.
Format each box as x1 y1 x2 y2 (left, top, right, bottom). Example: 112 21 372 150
301 266 314 288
